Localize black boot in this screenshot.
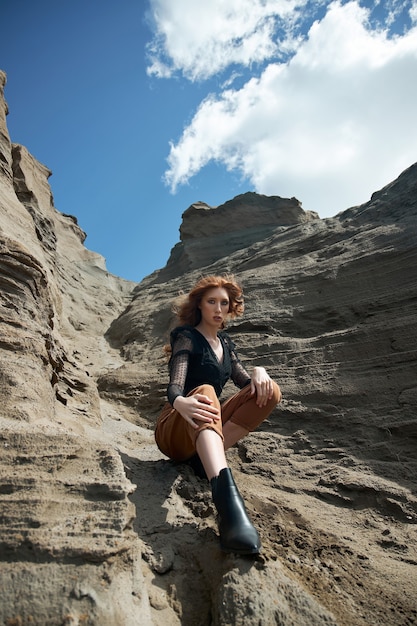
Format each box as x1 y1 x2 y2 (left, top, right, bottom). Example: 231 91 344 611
211 468 261 555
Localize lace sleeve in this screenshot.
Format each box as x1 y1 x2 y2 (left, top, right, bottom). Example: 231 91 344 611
224 333 251 389
231 351 252 389
167 328 193 406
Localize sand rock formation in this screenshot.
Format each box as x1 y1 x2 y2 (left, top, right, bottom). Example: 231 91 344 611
0 70 149 625
163 194 319 277
1 68 416 625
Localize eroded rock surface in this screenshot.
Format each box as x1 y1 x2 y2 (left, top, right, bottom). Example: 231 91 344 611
0 70 148 626
161 193 319 278
1 68 416 625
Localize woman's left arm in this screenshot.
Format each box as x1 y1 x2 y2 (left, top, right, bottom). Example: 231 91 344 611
250 366 276 407
227 333 280 406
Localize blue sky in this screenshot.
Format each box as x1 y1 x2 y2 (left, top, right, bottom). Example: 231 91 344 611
1 0 416 282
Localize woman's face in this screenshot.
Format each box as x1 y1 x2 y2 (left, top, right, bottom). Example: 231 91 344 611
198 287 230 329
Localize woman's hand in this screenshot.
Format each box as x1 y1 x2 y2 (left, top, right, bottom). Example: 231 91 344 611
250 366 275 407
173 394 220 430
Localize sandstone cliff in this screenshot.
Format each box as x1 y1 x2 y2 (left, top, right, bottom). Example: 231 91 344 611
1 68 416 625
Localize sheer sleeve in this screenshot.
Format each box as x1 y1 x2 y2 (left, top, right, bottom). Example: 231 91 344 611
167 328 193 406
223 333 251 389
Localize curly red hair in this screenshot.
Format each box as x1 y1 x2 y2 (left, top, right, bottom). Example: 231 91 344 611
173 274 245 328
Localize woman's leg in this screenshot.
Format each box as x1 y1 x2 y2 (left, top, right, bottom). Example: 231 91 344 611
221 381 281 448
194 391 263 555
222 422 249 450
194 408 262 556
195 428 227 480
155 384 262 554
155 384 224 462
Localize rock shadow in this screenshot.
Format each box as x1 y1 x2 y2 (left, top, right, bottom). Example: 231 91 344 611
121 453 261 625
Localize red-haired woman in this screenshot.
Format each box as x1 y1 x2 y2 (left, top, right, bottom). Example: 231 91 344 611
155 275 281 555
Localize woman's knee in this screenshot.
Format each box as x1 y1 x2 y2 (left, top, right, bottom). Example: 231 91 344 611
195 422 224 442
188 384 220 406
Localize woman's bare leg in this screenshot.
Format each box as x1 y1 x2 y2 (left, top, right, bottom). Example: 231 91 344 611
196 425 261 555
196 429 227 480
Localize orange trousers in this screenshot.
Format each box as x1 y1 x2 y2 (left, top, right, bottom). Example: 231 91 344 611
155 382 281 462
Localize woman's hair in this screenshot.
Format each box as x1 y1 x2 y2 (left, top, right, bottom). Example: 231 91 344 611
174 274 245 328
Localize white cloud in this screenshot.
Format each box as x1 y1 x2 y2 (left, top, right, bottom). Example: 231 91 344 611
146 0 302 80
159 0 417 216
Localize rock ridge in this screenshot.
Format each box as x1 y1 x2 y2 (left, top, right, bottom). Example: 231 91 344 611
161 192 320 279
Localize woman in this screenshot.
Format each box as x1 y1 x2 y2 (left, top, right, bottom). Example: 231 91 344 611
155 275 281 555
